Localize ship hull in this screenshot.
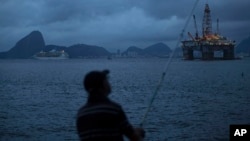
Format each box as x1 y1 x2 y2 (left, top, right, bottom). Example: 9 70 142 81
34 56 68 60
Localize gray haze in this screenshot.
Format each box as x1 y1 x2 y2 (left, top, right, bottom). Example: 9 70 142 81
0 0 250 52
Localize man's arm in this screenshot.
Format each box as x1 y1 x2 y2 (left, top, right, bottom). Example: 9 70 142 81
118 108 145 141
127 127 145 141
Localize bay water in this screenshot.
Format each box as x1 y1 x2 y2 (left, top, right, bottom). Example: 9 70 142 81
0 58 249 141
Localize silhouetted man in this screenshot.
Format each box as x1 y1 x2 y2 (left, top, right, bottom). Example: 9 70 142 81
76 70 145 141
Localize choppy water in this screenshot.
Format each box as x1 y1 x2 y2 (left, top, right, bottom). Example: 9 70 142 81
0 58 250 141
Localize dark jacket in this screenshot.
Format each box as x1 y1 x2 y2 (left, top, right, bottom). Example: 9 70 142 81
76 94 134 141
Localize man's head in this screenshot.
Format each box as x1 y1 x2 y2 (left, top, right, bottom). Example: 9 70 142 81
83 70 111 95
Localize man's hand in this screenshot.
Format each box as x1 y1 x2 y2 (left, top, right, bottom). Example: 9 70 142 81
134 127 145 140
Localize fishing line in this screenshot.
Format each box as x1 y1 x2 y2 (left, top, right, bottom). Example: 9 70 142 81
139 0 200 127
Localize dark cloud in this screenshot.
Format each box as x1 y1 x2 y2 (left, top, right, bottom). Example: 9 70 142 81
0 0 250 52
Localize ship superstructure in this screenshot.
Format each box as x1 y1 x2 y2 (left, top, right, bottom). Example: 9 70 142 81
34 49 69 59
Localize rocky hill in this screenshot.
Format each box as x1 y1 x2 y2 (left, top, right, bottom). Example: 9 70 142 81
236 36 250 54
122 43 172 57
122 46 146 56
0 31 45 58
66 44 111 58
144 42 172 57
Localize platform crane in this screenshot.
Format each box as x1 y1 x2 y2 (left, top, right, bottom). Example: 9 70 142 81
193 15 199 39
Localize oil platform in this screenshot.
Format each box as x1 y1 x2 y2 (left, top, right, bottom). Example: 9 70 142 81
182 4 235 60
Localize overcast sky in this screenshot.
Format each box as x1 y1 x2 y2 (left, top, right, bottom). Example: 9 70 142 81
0 0 250 52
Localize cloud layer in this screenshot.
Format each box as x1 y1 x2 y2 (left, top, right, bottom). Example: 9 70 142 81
0 0 250 52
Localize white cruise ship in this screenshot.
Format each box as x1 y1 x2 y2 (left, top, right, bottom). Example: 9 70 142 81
34 49 69 60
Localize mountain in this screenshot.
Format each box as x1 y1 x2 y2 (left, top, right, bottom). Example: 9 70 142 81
0 52 8 59
0 31 45 59
144 42 172 56
122 46 146 56
122 43 172 57
236 36 250 54
66 44 111 58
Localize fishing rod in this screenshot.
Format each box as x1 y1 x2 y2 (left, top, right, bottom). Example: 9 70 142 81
139 0 200 127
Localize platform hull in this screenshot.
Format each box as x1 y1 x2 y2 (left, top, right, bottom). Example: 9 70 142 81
182 41 235 60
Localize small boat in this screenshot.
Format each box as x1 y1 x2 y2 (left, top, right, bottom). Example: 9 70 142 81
33 49 69 60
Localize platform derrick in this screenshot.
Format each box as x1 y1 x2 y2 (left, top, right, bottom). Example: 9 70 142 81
182 4 235 60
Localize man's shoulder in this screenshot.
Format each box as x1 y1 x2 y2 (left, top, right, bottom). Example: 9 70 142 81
107 99 122 109
77 99 123 115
